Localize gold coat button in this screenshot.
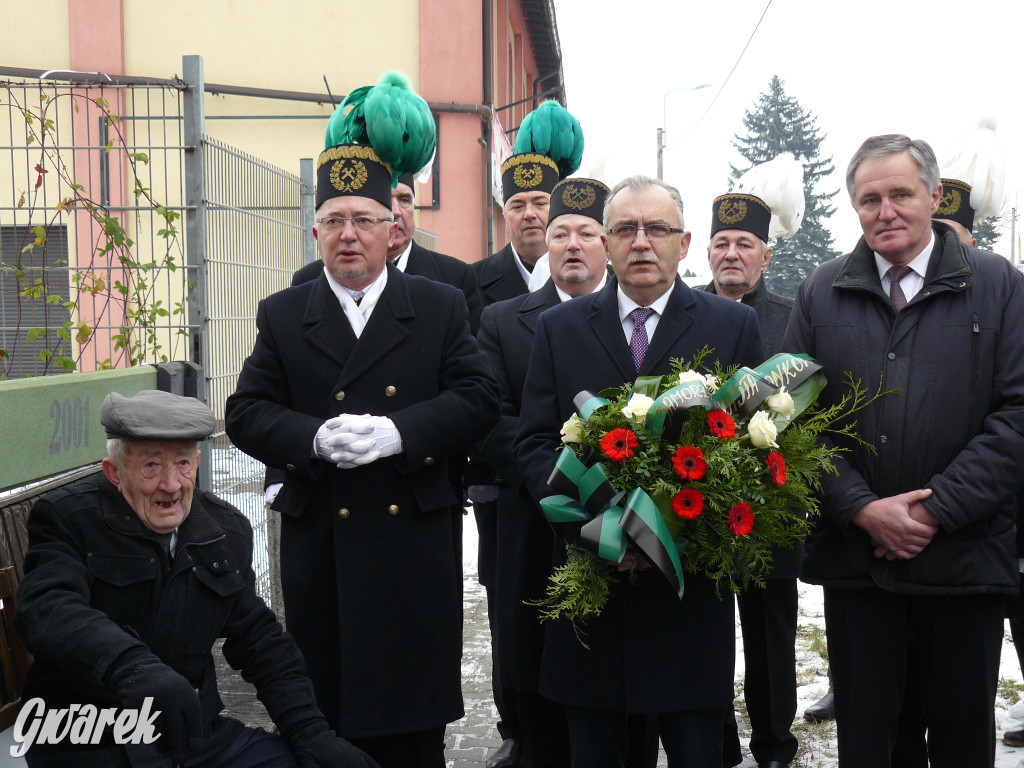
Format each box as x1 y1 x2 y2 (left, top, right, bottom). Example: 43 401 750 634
338 508 350 519
335 391 346 401
285 463 296 471
385 386 397 397
423 457 434 466
388 504 399 516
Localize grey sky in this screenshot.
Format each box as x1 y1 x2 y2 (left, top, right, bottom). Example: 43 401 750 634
555 0 1024 278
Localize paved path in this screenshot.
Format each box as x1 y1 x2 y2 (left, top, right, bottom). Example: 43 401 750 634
214 574 516 767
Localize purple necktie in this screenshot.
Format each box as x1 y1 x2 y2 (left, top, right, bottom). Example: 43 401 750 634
630 307 654 371
887 265 912 310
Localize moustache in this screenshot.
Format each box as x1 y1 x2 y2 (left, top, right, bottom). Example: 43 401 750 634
626 251 659 264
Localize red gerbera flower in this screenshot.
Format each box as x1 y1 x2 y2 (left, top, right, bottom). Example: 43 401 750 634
728 501 754 537
672 445 706 481
671 488 704 520
767 451 787 486
707 408 736 439
601 427 638 462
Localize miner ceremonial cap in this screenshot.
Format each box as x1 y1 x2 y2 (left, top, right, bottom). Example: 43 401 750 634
316 71 436 212
101 390 216 441
547 177 610 227
934 178 975 233
712 154 805 243
710 193 772 242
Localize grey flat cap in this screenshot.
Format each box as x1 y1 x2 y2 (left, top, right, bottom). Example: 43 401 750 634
101 390 215 441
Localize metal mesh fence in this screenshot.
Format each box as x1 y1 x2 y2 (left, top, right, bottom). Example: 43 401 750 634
203 136 306 602
0 77 192 377
0 64 310 607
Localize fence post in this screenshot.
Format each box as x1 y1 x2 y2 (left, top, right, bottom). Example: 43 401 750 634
182 55 212 492
300 158 316 267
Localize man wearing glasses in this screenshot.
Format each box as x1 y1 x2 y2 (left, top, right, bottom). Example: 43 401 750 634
289 174 482 333
226 110 500 767
514 176 763 767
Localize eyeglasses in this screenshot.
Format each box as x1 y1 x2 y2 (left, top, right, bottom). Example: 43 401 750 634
607 223 684 240
316 216 393 233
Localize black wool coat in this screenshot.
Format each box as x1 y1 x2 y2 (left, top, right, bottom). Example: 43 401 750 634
513 277 763 712
472 243 530 307
477 280 562 690
469 243 532 585
225 263 500 737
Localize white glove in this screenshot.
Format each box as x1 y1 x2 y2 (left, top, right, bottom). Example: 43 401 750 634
367 416 403 458
314 414 379 468
264 483 283 506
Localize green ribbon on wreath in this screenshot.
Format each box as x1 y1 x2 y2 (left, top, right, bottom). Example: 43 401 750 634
618 487 688 599
644 381 714 443
713 353 824 421
543 448 628 563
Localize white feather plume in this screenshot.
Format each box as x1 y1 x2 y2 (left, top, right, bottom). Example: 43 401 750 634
941 118 1004 221
735 153 805 239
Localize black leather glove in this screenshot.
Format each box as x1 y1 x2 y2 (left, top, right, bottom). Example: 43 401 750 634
291 729 381 768
109 655 203 766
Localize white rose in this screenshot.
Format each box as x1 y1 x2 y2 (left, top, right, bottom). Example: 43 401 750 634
677 370 705 386
702 374 721 394
560 414 584 443
621 393 655 422
765 386 795 418
748 410 779 448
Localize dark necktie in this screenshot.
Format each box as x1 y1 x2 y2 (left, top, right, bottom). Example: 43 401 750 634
352 291 364 306
629 307 654 372
887 265 912 310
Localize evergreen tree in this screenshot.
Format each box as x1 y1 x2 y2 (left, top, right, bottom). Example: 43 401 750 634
973 215 1001 252
730 76 840 297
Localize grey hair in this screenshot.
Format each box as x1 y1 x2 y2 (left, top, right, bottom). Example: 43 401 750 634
845 135 940 201
106 438 198 467
603 175 686 231
107 438 127 467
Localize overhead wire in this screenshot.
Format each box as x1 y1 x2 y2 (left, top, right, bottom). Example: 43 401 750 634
682 0 774 141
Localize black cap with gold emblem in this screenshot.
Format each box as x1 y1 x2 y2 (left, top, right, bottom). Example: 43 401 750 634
547 177 609 227
933 178 975 233
316 144 393 211
501 154 561 201
710 193 772 242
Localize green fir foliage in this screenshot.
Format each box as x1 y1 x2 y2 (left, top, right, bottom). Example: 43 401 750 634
730 75 840 298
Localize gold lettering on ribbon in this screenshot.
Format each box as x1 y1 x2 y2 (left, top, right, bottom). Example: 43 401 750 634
761 356 809 389
734 372 760 407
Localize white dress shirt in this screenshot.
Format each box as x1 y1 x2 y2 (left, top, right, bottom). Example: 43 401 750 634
874 231 934 304
616 284 674 346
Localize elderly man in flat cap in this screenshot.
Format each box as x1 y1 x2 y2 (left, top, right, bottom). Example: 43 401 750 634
15 389 377 768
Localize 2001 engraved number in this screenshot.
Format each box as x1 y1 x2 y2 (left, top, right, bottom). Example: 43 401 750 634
49 397 90 455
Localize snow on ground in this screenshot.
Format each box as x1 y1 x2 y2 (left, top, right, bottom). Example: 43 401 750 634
464 510 1024 767
212 443 1024 767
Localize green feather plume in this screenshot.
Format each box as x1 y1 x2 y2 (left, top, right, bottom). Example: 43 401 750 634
513 100 584 178
323 71 436 186
324 84 372 149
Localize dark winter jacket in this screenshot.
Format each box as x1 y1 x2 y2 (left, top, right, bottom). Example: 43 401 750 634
15 473 327 767
782 224 1024 595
